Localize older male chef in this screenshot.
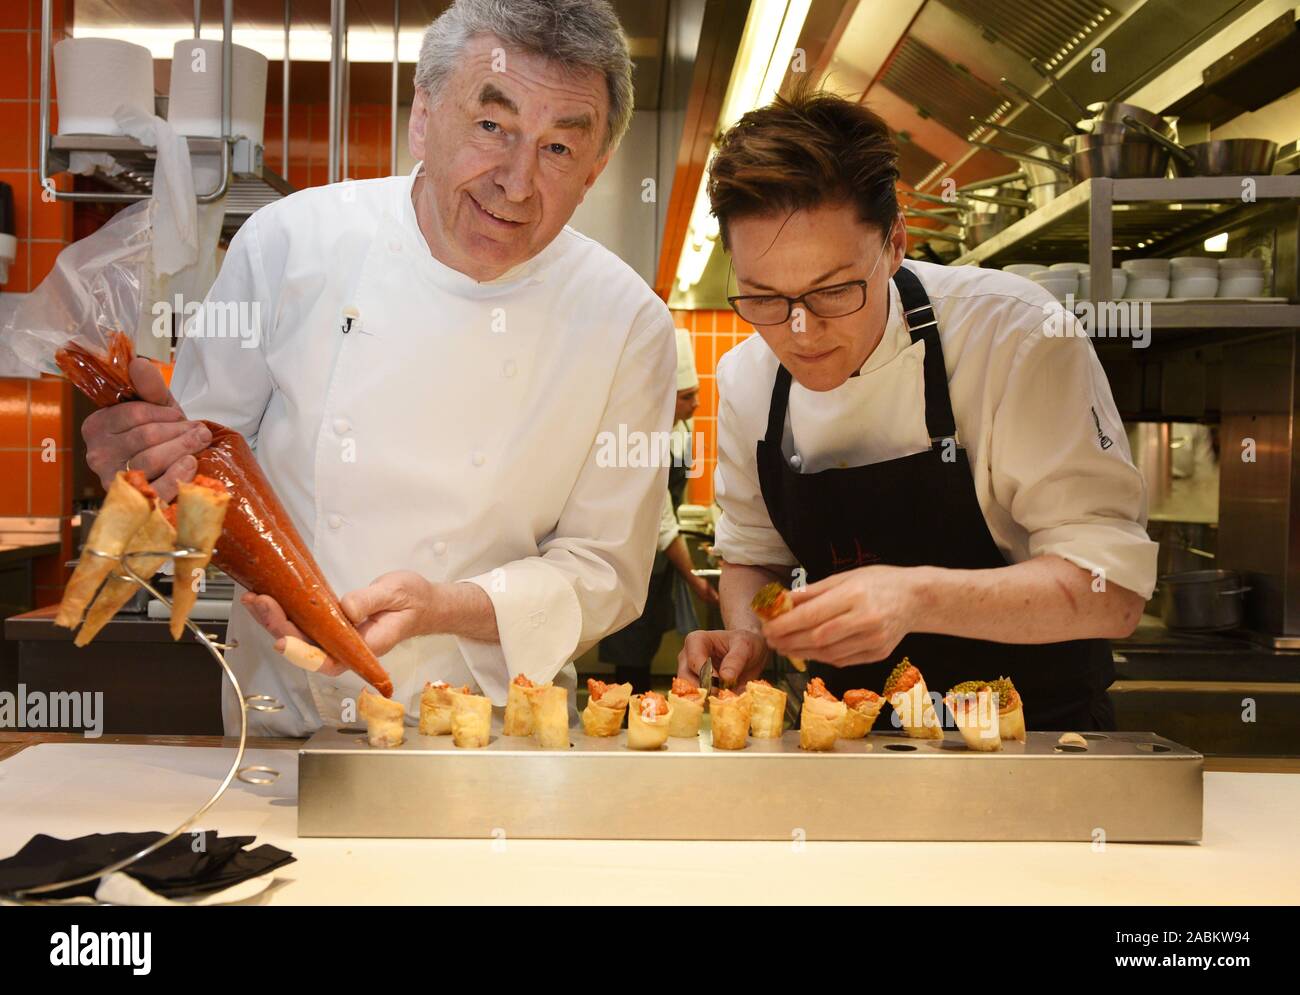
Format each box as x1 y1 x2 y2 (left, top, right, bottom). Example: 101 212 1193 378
677 89 1158 730
81 0 676 735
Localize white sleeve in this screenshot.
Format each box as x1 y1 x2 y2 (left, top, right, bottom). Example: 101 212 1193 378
169 213 276 445
991 323 1159 598
460 308 677 686
657 489 680 552
711 353 797 569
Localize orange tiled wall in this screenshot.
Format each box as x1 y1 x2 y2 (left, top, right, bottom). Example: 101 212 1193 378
265 102 395 190
1 1 77 607
671 308 756 507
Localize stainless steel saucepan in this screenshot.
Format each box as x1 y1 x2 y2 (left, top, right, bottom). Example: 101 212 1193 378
1122 116 1278 176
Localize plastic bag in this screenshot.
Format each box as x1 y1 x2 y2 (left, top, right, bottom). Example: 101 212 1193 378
0 199 153 378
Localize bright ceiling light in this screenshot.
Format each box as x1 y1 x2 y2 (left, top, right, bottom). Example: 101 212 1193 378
672 0 812 295
73 25 423 62
1203 232 1229 252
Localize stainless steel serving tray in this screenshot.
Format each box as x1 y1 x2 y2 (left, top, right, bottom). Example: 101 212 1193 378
298 721 1203 842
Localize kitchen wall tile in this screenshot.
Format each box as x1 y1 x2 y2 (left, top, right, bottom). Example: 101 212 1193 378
0 450 29 516
0 102 29 167
29 450 60 516
26 238 63 285
0 32 29 99
0 379 29 448
1 3 29 29
28 377 67 448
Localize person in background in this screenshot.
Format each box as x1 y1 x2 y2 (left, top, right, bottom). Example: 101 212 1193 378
600 329 719 690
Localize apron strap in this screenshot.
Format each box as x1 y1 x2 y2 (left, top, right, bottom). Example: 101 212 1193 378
891 265 957 442
764 365 794 447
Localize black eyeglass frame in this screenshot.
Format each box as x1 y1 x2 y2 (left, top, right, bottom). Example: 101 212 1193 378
726 279 869 326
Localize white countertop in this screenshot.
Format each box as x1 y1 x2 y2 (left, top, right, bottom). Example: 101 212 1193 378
1 742 1297 904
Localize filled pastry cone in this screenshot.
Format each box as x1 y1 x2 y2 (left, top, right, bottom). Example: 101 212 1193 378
883 658 943 739
708 689 751 750
627 691 674 750
991 676 1027 743
750 582 806 671
169 475 232 640
746 678 788 738
944 681 1002 752
800 677 846 751
451 690 493 748
526 684 570 749
667 677 707 738
839 688 886 739
581 679 632 737
358 688 405 748
503 674 536 736
74 500 177 647
56 471 155 630
419 681 468 735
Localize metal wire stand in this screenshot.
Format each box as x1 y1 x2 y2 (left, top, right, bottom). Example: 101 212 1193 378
3 548 283 905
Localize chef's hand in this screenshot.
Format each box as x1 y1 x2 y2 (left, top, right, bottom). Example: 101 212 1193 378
82 357 208 502
687 573 720 607
762 566 918 666
676 629 770 689
243 571 439 674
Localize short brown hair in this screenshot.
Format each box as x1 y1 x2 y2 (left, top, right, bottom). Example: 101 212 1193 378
707 87 900 249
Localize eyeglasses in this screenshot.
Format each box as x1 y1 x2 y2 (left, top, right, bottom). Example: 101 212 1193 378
726 223 895 328
728 280 867 326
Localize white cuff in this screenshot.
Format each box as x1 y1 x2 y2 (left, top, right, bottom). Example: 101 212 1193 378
461 559 583 700
1030 523 1159 599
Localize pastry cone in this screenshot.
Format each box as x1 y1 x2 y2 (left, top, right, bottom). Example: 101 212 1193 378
883 658 943 739
945 682 1002 752
169 475 231 640
358 688 405 748
627 692 674 750
800 678 845 751
451 691 493 748
746 679 787 738
419 681 467 735
581 679 631 737
667 677 707 738
503 674 536 736
526 684 570 749
991 677 1027 743
750 582 806 671
74 502 176 646
708 690 750 750
839 688 886 739
56 471 155 630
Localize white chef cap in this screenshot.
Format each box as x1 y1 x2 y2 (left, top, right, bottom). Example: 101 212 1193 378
675 327 699 391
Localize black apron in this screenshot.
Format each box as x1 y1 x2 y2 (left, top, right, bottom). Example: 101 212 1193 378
755 264 1116 731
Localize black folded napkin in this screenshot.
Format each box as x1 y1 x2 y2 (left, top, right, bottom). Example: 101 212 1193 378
0 831 295 901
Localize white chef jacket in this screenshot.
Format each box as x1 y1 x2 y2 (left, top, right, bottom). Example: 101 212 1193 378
713 259 1158 599
172 164 676 736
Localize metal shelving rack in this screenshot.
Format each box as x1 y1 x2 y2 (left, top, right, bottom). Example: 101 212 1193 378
952 176 1300 330
37 0 293 223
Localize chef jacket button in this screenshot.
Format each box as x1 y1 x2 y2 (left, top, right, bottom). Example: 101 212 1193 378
328 514 343 530
790 453 803 469
502 360 516 378
333 417 351 435
472 451 485 467
433 541 447 556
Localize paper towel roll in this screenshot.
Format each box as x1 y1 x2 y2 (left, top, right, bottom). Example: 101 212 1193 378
54 38 155 135
167 39 268 146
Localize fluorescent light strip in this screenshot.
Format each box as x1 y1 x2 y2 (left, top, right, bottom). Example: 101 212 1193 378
72 25 424 63
675 0 811 293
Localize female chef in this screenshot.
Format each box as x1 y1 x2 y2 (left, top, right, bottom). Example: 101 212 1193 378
677 88 1157 730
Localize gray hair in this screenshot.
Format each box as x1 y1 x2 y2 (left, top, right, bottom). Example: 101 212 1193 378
414 0 634 153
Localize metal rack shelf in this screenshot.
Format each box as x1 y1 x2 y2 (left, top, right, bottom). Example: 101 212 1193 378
951 176 1300 331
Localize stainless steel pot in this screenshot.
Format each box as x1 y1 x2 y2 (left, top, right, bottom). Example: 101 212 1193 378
1157 569 1250 632
1121 116 1278 177
1086 99 1175 138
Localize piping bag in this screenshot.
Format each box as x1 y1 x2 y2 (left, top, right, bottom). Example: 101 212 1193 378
56 331 394 697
